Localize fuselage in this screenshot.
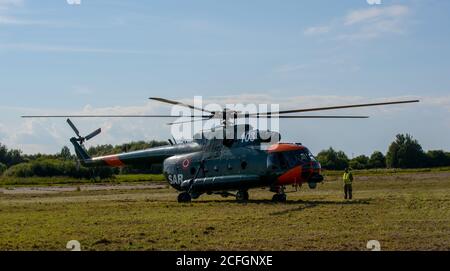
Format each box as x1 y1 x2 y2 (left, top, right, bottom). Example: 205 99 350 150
71 126 323 196
163 143 323 194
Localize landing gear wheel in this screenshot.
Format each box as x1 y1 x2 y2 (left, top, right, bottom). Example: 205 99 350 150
272 193 287 203
236 190 249 202
177 192 192 203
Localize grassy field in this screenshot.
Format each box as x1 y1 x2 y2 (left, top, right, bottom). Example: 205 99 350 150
0 171 449 251
0 174 165 187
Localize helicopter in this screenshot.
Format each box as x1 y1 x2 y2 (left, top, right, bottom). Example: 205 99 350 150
22 97 419 203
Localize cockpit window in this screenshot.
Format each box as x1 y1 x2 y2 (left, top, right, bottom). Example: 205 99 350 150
268 148 316 170
296 149 317 163
297 152 308 162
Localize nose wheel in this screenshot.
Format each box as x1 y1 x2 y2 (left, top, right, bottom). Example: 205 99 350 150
236 190 249 202
272 186 287 202
178 192 192 203
272 193 287 202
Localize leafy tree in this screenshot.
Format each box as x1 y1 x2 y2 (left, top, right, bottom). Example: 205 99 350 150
349 155 369 170
7 149 24 166
386 134 426 168
369 151 386 169
88 144 114 156
0 162 7 175
426 150 449 167
0 143 24 167
4 158 115 179
316 147 349 170
88 140 168 157
0 143 7 164
60 146 72 160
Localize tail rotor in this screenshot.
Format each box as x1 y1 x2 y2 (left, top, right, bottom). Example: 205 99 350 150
67 119 101 145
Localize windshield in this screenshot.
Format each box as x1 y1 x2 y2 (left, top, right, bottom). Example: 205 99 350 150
268 148 316 169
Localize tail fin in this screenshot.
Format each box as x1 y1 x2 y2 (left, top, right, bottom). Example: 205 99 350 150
67 118 100 163
70 137 91 162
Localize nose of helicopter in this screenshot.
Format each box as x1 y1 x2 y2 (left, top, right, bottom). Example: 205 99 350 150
275 161 323 185
302 161 324 183
267 143 324 185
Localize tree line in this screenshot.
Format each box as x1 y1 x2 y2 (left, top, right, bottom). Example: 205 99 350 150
317 134 450 170
1 134 449 179
0 140 168 179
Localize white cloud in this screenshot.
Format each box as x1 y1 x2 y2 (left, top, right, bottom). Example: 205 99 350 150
304 25 330 36
304 4 411 41
0 101 171 154
367 0 382 5
340 5 410 40
421 96 450 111
0 15 49 25
0 0 37 27
344 5 409 26
0 0 23 10
0 0 61 26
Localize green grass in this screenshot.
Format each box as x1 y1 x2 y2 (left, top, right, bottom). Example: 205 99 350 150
0 171 449 251
0 174 166 187
114 174 166 183
2 167 450 187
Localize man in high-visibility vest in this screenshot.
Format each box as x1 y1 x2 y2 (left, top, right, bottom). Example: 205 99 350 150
343 168 354 200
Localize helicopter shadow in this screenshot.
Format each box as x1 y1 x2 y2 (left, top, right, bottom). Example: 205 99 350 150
268 198 372 216
196 198 372 215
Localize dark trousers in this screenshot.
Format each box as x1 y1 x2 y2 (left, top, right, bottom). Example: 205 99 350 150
344 184 353 199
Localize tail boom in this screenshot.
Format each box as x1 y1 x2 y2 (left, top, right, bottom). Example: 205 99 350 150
70 140 202 168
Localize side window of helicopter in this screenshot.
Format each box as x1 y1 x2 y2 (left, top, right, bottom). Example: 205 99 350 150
283 151 299 168
268 152 288 170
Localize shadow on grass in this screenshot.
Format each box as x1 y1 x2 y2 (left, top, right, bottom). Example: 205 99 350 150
269 204 318 215
270 199 373 216
196 198 373 206
192 198 372 216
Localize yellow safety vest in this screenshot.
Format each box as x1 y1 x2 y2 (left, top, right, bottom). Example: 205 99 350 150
343 172 353 185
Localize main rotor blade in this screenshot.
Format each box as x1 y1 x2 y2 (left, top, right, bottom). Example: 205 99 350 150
166 115 369 124
66 119 80 137
247 99 419 116
149 97 215 114
252 115 369 119
85 128 101 141
22 115 211 118
166 118 213 125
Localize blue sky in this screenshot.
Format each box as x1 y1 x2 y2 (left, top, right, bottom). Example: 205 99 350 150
0 0 449 156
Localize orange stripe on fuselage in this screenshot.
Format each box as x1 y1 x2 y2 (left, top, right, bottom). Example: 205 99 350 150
277 166 302 185
268 143 304 153
104 156 125 167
